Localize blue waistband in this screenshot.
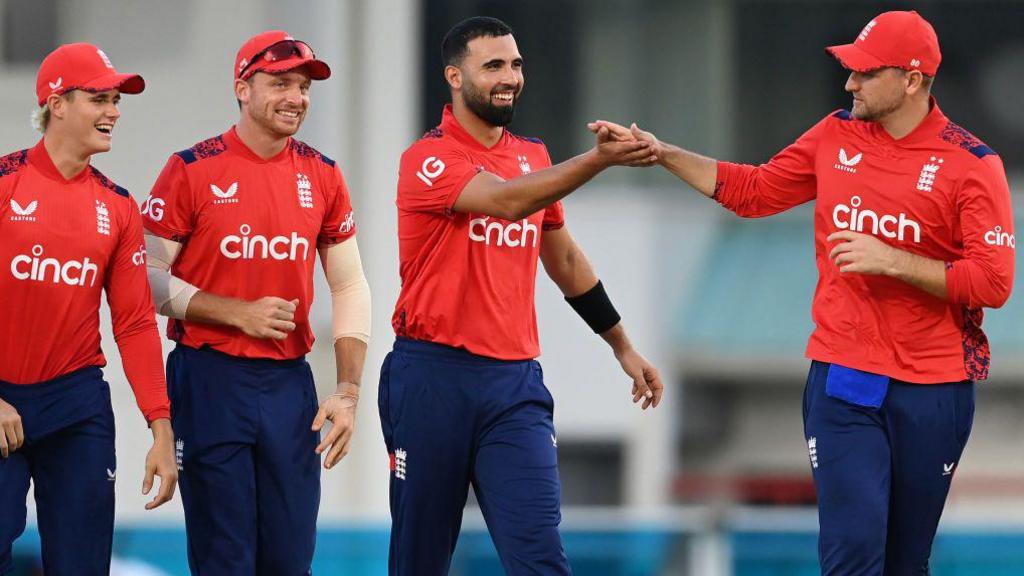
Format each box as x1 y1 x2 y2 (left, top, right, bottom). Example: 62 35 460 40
394 337 535 367
0 365 105 401
174 344 307 370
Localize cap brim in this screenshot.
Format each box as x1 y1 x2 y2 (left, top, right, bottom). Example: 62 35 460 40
825 43 886 72
81 73 146 95
256 57 331 80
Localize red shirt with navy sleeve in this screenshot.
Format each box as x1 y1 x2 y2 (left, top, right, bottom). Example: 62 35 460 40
0 140 169 422
715 98 1015 384
393 105 565 360
143 127 356 360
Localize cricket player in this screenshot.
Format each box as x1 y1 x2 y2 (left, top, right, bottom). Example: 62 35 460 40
0 43 176 575
141 31 371 573
593 10 1015 574
381 16 664 575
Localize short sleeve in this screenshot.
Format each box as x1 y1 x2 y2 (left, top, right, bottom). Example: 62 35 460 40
543 200 565 231
142 155 195 242
397 144 481 215
319 165 357 246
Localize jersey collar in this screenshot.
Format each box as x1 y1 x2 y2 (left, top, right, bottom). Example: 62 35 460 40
224 126 293 164
439 104 511 151
28 138 91 183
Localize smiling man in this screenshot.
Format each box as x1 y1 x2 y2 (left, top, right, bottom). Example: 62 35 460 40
140 31 371 573
593 10 1015 575
381 16 664 576
0 43 176 575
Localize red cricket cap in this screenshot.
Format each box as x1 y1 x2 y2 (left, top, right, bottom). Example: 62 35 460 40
826 11 941 76
36 43 145 106
234 30 330 81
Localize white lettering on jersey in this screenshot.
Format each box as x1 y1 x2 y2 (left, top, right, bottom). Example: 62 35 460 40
416 156 446 187
985 226 1016 249
832 195 922 243
219 224 310 261
140 196 165 222
468 216 538 248
131 245 147 266
339 211 355 234
10 244 98 287
10 199 38 222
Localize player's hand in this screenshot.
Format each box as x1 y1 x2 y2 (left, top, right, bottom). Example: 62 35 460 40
0 398 24 458
591 124 657 168
143 418 178 510
589 120 666 162
615 348 664 410
827 231 899 276
312 384 359 470
233 297 299 340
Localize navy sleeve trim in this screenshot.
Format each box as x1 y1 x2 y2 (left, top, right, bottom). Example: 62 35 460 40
291 140 336 167
175 135 227 165
0 149 29 178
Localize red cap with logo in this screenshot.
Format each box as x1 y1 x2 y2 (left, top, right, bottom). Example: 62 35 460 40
35 43 145 106
234 30 331 81
826 10 941 76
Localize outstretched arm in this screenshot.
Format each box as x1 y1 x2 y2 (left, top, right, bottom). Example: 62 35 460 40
589 121 717 197
452 125 657 221
540 226 663 409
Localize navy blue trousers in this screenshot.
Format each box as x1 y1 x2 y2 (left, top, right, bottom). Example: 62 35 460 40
168 345 320 576
379 338 571 576
803 361 975 575
0 367 116 576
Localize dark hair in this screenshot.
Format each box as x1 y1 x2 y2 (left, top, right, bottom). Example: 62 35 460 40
441 16 513 67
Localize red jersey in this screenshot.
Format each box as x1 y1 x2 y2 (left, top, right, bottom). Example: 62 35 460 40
715 99 1015 383
392 105 565 360
0 140 169 422
143 127 356 360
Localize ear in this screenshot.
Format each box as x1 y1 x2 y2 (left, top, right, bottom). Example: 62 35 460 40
234 78 251 106
46 93 67 120
444 65 462 90
905 70 925 95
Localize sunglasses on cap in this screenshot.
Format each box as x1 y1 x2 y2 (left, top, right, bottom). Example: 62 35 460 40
239 40 315 80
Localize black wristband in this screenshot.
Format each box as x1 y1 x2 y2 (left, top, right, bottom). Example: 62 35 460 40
565 280 621 334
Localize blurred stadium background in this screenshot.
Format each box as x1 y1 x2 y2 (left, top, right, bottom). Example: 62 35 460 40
2 0 1022 574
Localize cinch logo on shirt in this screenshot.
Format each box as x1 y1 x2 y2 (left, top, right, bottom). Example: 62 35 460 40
9 199 38 222
985 226 1016 249
131 245 147 266
10 244 98 287
832 195 922 243
218 224 310 261
469 216 538 248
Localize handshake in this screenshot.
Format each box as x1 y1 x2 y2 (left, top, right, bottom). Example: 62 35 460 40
586 119 668 169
